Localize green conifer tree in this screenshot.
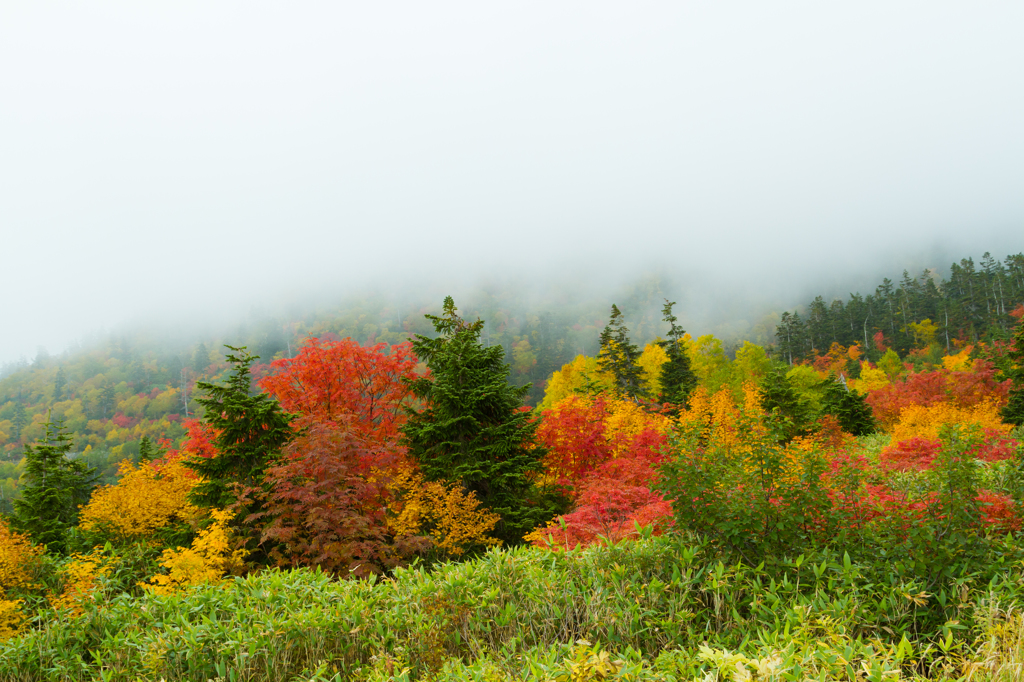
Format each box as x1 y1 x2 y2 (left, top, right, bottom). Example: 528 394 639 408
53 367 67 402
193 342 210 376
819 375 876 436
1001 320 1024 427
402 297 558 544
12 417 96 553
657 300 697 408
758 366 815 442
185 346 295 511
598 304 645 400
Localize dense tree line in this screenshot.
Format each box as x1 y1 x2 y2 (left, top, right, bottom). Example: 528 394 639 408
776 252 1024 363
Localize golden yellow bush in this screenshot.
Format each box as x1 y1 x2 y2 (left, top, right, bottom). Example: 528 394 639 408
890 400 1010 443
52 549 113 617
0 520 41 595
78 457 200 540
388 467 501 557
851 363 890 394
0 598 25 642
142 509 247 595
0 519 42 641
942 346 974 372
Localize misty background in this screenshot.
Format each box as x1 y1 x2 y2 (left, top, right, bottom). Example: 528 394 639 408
1 2 1022 365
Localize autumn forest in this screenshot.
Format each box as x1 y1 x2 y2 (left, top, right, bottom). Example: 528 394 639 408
1 249 1024 681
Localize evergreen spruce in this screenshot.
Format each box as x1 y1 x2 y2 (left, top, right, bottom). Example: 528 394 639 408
758 366 815 442
185 346 295 511
12 417 96 553
192 342 210 376
1002 320 1024 427
598 304 645 400
402 297 558 544
657 300 697 408
819 375 876 436
53 367 67 402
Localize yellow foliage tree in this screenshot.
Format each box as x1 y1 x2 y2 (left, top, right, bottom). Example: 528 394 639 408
685 334 730 391
907 318 939 349
733 342 772 384
677 383 766 457
851 363 890 394
603 396 673 455
142 509 248 595
637 343 669 400
388 466 501 558
538 355 610 410
78 457 200 541
942 346 974 372
890 400 1010 443
0 519 42 641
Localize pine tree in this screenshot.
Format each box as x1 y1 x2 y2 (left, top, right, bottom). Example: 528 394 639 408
185 346 295 511
402 297 558 544
1001 320 1024 427
12 417 96 553
598 304 645 400
657 300 697 408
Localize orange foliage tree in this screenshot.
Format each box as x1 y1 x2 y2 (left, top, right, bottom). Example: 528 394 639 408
258 337 418 442
536 394 672 491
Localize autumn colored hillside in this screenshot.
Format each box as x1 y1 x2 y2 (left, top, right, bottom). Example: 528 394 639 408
1 249 1024 679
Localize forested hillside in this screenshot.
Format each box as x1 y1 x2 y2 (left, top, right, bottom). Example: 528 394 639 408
1 247 1024 679
776 251 1024 364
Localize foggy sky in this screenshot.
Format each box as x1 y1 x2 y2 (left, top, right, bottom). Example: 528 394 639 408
2 2 1022 365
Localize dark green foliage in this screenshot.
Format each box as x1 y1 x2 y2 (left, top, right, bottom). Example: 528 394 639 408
756 366 815 441
656 300 697 408
1001 320 1024 427
192 342 210 375
137 435 164 462
402 297 558 544
776 251 1024 361
818 375 875 436
11 418 96 553
185 346 295 511
598 304 645 399
53 367 66 402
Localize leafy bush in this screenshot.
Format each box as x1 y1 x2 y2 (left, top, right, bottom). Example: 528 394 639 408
3 534 1023 680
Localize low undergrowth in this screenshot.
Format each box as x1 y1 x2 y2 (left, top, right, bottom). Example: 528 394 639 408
3 532 1024 681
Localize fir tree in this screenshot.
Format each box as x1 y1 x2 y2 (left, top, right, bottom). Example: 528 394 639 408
402 297 559 544
819 375 875 436
185 346 295 511
12 417 96 553
758 366 815 442
193 342 210 376
1001 320 1024 427
598 304 645 400
53 366 67 402
657 300 697 408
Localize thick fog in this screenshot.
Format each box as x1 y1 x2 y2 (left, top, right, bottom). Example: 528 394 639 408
1 2 1022 365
